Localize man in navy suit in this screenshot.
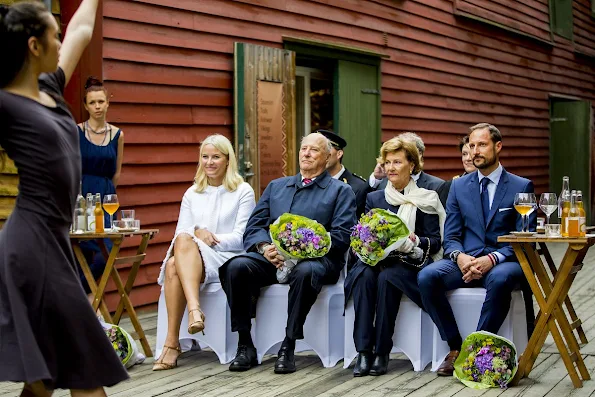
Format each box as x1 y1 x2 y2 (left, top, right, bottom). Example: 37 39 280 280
219 133 356 374
418 123 536 376
368 132 449 206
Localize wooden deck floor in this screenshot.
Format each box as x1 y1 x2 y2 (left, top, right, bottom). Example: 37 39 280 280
2 244 595 396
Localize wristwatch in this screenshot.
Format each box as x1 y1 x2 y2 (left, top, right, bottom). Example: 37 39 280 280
257 243 269 255
450 250 462 263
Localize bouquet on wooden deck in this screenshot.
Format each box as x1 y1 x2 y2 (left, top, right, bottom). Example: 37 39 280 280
350 208 411 266
454 331 518 390
100 318 146 369
269 213 331 283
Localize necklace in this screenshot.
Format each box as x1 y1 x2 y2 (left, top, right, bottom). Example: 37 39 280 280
86 120 109 135
84 122 111 146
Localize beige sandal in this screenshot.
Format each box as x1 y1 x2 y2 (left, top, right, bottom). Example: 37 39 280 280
152 345 181 371
188 308 206 335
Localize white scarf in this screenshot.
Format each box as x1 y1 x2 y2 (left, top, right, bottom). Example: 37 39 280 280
384 178 446 261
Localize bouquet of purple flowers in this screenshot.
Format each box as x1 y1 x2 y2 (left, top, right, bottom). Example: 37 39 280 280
269 213 331 283
350 208 411 266
454 331 518 389
99 318 145 368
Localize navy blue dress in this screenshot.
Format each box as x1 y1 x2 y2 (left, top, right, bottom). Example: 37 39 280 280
78 125 120 292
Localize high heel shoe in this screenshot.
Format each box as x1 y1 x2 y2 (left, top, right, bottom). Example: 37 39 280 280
152 345 181 371
188 308 205 335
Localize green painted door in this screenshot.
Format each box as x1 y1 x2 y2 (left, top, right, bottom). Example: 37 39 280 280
335 60 380 178
550 99 592 223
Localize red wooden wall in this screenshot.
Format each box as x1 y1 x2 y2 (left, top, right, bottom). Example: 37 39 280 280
94 0 595 308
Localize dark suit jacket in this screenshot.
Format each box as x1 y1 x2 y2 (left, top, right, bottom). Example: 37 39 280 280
344 189 442 301
340 168 372 219
242 170 357 279
377 171 449 207
444 168 536 262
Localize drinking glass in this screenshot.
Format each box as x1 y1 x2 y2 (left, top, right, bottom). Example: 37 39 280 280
539 193 558 225
102 194 119 231
514 193 536 232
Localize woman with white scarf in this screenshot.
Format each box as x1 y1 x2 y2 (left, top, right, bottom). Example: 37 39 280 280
345 137 445 377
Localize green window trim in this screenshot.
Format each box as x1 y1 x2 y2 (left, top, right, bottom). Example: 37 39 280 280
549 0 573 40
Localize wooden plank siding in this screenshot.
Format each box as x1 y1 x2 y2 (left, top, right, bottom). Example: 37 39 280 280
92 0 595 308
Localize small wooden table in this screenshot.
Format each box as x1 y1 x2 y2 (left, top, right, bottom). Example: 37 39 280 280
70 229 159 357
498 234 595 388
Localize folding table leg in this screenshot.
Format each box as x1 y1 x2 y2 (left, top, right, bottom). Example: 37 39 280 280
108 262 154 357
93 238 123 313
113 232 154 323
538 242 588 344
514 243 588 388
71 242 113 323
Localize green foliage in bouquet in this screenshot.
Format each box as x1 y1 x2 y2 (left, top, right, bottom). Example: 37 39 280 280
454 331 518 390
105 324 133 366
269 213 331 259
350 208 410 266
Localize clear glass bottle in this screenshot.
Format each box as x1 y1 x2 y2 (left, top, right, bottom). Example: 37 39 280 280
566 190 580 238
577 190 586 237
86 193 95 232
73 184 87 233
560 177 571 237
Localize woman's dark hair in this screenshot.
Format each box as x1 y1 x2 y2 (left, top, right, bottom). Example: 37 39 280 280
0 1 51 88
83 76 109 104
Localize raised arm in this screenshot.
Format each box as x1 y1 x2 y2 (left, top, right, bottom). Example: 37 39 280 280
58 0 100 86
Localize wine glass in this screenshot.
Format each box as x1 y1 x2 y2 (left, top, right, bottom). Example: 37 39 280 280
539 193 558 226
102 194 119 231
514 193 536 232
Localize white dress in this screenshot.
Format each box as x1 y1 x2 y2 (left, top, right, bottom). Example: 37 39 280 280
157 182 255 288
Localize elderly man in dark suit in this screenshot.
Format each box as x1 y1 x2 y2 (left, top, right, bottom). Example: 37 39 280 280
418 123 537 376
219 132 356 374
314 129 371 219
368 132 449 206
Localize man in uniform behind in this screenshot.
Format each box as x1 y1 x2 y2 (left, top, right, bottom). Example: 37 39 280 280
315 129 371 219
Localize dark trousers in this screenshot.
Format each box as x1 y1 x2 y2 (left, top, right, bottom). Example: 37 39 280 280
219 256 339 340
351 262 423 354
417 259 526 350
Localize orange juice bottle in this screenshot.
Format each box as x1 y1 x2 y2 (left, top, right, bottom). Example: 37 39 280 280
577 190 586 237
566 190 580 238
94 194 104 233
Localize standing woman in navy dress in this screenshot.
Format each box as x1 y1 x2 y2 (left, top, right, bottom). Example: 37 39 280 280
0 1 128 396
77 77 124 293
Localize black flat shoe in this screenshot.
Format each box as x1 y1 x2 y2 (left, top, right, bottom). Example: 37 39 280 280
353 351 373 377
369 354 389 376
274 346 296 374
229 345 258 372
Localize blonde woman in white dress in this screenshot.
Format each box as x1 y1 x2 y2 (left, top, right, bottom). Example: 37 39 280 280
153 135 255 371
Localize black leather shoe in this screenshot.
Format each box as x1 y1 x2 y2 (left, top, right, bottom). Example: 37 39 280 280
229 345 258 372
353 351 373 377
369 354 389 376
274 346 296 374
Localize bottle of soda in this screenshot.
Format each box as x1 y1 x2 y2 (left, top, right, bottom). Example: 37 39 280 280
577 190 586 237
73 183 86 233
558 176 569 218
94 193 104 233
86 193 95 232
560 177 571 237
566 190 580 238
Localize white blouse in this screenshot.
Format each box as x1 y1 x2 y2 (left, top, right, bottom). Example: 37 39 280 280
174 182 255 252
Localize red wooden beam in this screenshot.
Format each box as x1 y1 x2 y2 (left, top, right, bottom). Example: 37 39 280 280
60 0 103 123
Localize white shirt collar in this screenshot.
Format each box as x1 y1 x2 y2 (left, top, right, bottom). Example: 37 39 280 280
331 166 346 180
411 171 421 182
477 163 503 186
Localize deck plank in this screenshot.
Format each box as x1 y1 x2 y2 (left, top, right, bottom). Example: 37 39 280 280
2 245 595 396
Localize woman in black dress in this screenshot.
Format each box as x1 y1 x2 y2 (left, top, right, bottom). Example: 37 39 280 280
0 1 128 396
